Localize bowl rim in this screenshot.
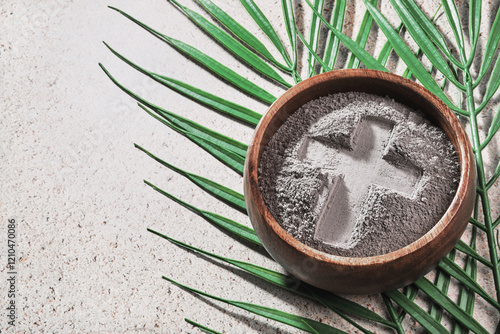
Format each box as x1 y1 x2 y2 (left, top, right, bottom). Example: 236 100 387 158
246 68 475 266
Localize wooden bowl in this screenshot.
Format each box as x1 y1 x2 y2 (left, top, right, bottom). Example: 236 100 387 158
244 69 476 294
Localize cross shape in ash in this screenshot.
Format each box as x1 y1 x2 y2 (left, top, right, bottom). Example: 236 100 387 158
298 117 421 246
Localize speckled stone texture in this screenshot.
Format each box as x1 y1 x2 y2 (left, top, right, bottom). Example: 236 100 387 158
1 0 499 333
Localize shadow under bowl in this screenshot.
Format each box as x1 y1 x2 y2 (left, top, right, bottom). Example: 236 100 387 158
243 69 476 294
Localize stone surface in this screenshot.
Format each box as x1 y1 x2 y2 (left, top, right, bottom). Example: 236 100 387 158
1 0 499 333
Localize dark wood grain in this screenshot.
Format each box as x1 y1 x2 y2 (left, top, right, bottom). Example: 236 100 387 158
243 69 476 294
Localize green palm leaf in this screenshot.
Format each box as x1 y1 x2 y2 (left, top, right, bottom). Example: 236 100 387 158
239 0 292 68
321 0 346 70
171 0 291 88
103 1 500 332
164 276 348 334
345 0 377 69
306 0 325 77
101 50 261 126
109 6 276 104
385 290 449 333
139 104 245 174
135 144 247 214
305 0 389 73
145 181 259 245
194 0 289 71
363 0 467 116
185 319 222 334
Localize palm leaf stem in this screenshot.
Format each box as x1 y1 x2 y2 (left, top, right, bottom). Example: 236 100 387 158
466 78 500 301
467 217 487 232
488 164 500 191
494 216 500 229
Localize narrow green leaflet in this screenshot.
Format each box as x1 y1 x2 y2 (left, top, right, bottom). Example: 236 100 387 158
345 0 377 69
363 0 467 116
135 144 247 214
281 0 300 82
100 51 261 126
489 105 500 138
385 290 449 334
441 0 466 62
389 0 465 90
195 0 289 71
305 287 393 333
488 161 500 192
381 294 404 334
148 105 248 157
397 285 419 323
305 0 389 73
171 0 291 88
453 227 479 334
321 0 346 70
163 276 347 334
185 319 223 334
149 229 396 330
144 181 260 245
476 7 500 84
138 104 245 175
477 56 500 114
239 0 292 67
376 23 403 66
109 7 276 104
306 0 325 77
99 63 248 157
429 251 455 322
398 0 462 68
467 0 481 67
297 30 332 72
414 278 488 334
455 241 492 268
455 240 492 268
438 257 500 311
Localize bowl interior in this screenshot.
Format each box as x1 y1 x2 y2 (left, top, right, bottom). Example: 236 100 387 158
249 69 472 265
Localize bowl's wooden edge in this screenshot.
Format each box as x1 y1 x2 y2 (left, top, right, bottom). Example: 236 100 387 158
244 69 476 293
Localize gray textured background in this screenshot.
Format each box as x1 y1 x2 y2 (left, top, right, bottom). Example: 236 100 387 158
1 0 499 332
